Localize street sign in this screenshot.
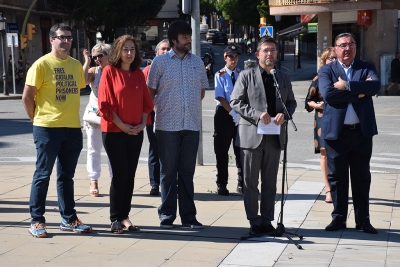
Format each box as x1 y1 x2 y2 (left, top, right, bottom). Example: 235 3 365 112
6 23 18 33
6 33 18 47
308 23 318 33
260 26 274 37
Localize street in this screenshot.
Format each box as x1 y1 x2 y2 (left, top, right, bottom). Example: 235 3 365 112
0 38 399 174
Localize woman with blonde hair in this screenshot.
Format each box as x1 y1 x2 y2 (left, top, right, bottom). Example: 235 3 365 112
82 43 113 197
305 47 337 203
98 35 153 233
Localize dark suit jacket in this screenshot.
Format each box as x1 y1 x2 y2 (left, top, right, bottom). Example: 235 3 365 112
318 59 381 140
230 66 297 149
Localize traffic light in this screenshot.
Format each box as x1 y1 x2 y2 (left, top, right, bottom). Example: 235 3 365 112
27 23 36 40
20 34 27 49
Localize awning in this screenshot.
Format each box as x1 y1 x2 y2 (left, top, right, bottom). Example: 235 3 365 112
277 16 318 38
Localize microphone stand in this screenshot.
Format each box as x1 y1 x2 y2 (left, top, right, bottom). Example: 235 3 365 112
271 71 303 250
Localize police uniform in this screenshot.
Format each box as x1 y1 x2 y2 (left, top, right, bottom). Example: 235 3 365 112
214 45 243 195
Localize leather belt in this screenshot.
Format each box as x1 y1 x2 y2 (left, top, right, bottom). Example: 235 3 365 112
343 123 360 130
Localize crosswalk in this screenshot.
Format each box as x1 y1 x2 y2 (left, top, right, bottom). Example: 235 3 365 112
287 152 400 173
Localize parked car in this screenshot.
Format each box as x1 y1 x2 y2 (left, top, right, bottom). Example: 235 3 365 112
201 47 215 78
206 29 218 42
212 31 228 45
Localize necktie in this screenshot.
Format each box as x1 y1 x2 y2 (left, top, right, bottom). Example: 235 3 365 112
231 71 236 86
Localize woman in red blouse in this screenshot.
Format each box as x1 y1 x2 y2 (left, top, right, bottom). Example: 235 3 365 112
98 35 153 233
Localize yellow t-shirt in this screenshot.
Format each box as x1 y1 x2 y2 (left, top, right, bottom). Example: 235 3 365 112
25 53 86 128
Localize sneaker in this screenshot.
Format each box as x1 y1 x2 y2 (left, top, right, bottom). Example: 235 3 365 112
59 218 92 233
150 185 160 195
217 184 229 196
182 218 203 229
160 219 173 229
28 222 47 238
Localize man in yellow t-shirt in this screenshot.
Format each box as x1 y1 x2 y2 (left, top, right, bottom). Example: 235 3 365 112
22 23 92 238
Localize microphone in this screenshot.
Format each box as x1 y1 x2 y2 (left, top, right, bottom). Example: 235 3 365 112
270 69 279 90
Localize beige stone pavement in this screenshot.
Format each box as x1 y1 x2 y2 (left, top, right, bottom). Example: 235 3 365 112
0 163 400 267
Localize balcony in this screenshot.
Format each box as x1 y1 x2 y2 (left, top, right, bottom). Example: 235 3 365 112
269 0 381 15
269 0 380 5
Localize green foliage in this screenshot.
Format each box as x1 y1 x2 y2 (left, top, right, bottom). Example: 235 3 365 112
218 0 260 26
200 0 217 16
257 0 269 19
45 0 165 43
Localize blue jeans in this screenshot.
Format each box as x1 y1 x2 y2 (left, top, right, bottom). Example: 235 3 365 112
146 111 160 186
30 126 83 224
155 130 199 223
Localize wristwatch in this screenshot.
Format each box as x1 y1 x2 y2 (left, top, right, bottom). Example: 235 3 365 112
344 81 350 91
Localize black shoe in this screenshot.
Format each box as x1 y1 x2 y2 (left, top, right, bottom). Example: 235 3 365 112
261 224 276 234
160 219 173 229
182 218 203 229
249 225 261 236
325 220 347 231
150 185 160 195
236 184 243 194
384 90 389 96
217 184 229 196
356 222 378 234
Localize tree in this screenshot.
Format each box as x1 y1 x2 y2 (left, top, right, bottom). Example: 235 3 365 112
45 0 166 44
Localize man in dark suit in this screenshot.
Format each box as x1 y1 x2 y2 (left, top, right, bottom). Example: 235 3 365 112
318 33 381 234
230 36 296 236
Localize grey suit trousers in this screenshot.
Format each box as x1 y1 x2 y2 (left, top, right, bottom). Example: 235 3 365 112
241 135 281 226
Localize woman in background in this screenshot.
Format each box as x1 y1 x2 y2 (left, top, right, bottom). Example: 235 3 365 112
305 47 337 203
98 35 153 233
82 43 112 197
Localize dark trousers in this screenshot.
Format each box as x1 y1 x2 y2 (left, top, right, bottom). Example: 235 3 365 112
146 111 160 186
102 131 143 222
213 106 242 186
325 126 372 224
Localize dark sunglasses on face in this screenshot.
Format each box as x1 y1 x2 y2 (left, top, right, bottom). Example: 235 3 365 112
52 35 73 42
92 53 105 60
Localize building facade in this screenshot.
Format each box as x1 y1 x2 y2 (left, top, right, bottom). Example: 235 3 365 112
270 0 400 87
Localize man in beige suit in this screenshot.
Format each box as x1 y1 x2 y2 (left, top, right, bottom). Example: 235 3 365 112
230 36 297 236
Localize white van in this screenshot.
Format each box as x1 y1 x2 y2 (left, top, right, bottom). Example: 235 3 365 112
200 24 209 34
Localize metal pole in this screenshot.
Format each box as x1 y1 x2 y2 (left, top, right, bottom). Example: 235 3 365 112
1 31 8 95
11 35 16 94
191 0 203 165
297 37 301 69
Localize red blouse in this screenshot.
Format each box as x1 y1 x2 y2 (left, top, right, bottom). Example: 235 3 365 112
98 65 153 132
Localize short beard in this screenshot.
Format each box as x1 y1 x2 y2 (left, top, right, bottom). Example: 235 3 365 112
263 59 274 66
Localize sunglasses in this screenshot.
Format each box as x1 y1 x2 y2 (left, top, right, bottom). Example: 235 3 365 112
52 35 73 42
92 53 105 60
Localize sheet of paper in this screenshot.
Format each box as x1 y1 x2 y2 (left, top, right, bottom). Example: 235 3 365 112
257 117 281 135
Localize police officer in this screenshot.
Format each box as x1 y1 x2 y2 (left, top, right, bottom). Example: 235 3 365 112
214 45 243 195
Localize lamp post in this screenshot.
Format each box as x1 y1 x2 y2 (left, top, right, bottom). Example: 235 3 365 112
296 16 301 69
0 12 8 96
275 15 282 69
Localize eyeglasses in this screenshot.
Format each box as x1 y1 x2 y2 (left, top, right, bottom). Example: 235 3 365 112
52 35 73 42
326 56 337 61
260 49 277 54
336 42 356 49
92 53 105 60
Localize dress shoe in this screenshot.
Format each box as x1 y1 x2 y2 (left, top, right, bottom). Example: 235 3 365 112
150 185 160 195
356 222 378 234
261 224 276 234
217 184 229 196
325 220 346 231
249 225 261 236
